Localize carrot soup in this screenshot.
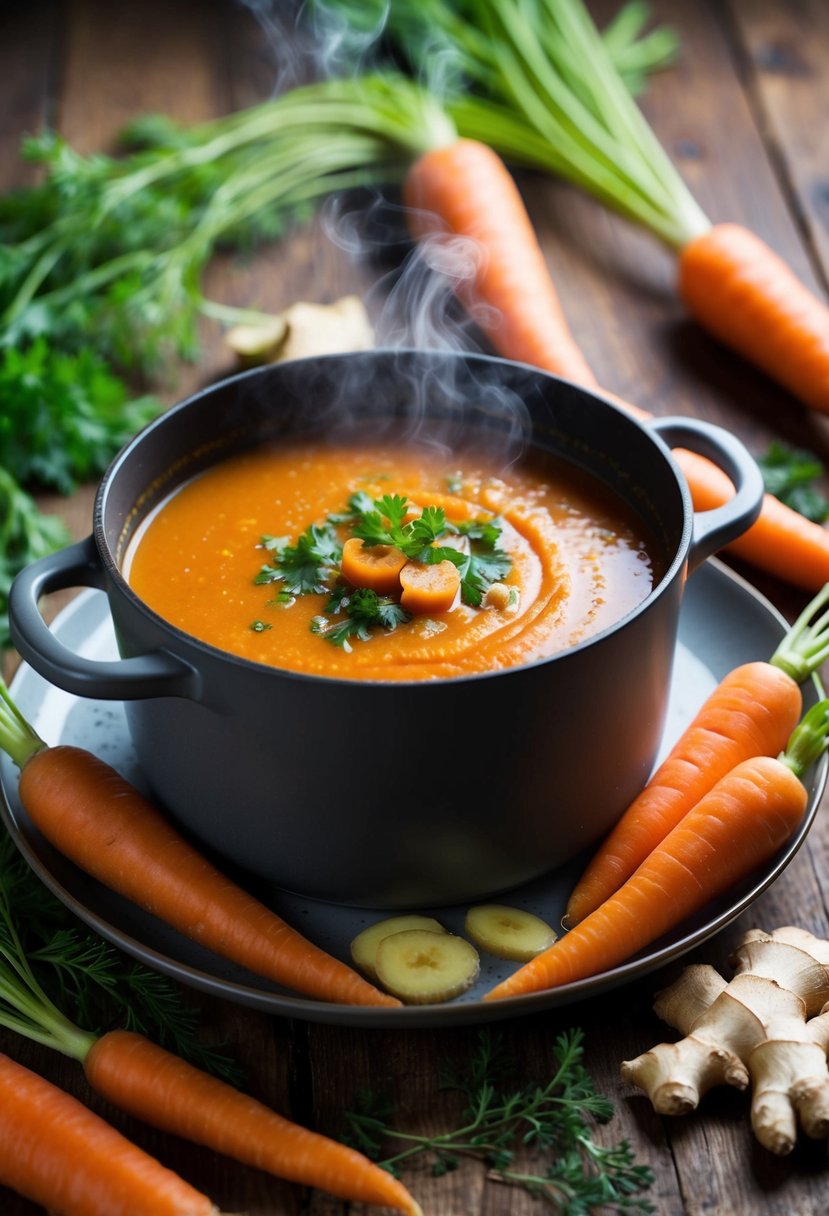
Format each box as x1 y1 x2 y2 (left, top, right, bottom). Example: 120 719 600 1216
125 437 660 681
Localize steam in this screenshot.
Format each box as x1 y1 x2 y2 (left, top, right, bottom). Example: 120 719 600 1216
233 0 532 465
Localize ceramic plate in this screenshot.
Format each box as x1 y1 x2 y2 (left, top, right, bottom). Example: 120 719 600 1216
1 559 825 1027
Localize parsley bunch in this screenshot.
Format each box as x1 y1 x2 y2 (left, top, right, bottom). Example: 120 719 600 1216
344 1027 654 1213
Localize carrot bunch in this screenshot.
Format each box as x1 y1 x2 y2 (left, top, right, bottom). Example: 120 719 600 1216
376 0 829 415
482 586 829 1001
485 698 829 1002
564 582 829 928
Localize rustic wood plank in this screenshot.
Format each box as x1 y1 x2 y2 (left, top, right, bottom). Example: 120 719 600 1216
0 3 60 187
726 0 829 294
58 0 225 152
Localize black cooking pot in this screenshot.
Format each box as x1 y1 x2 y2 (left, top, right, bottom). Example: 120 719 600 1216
10 351 763 907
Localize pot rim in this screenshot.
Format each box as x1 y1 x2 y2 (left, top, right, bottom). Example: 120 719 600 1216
93 349 693 689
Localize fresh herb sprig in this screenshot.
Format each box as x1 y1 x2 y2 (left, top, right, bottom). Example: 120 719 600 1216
353 492 463 564
253 490 514 647
344 1027 654 1213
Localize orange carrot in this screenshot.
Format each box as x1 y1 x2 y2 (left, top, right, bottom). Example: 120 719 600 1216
399 557 460 613
679 223 829 416
341 537 408 593
17 746 399 1008
0 1053 219 1216
0 688 399 1008
83 1030 422 1216
564 583 829 927
673 448 829 591
485 700 829 1002
404 140 829 592
403 138 598 386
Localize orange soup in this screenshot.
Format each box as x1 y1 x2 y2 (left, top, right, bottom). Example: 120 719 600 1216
125 438 660 680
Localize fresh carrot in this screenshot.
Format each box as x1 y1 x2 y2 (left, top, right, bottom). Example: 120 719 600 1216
393 1 829 414
84 1030 422 1215
399 557 461 613
678 223 829 416
672 448 829 591
0 1053 220 1216
403 139 829 593
341 536 408 594
0 684 399 1009
485 699 829 1002
563 583 829 927
0 887 422 1213
403 137 599 387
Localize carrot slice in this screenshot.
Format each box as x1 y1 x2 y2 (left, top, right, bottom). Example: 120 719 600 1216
399 559 460 613
341 537 408 594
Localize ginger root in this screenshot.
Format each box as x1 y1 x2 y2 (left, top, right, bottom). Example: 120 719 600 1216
621 926 829 1155
226 295 373 366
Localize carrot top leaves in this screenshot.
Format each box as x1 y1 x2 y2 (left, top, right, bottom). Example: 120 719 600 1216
0 678 46 770
770 583 829 685
779 699 829 780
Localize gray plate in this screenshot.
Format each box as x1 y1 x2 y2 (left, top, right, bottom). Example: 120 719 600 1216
1 559 825 1027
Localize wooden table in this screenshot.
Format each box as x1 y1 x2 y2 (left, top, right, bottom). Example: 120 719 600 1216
3 2 829 1212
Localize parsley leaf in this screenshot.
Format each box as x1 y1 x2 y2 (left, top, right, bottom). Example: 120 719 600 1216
757 441 829 523
256 522 341 595
353 493 453 558
311 586 411 648
458 546 513 608
0 469 71 648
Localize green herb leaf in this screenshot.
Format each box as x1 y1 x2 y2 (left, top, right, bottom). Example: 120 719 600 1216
757 441 829 523
256 522 342 595
0 468 71 648
0 340 161 494
312 586 411 648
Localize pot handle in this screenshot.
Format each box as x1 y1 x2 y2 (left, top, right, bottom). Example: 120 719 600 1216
9 535 200 700
648 416 764 572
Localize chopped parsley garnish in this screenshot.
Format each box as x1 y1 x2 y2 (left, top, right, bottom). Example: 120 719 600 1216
311 587 411 650
255 522 341 595
253 489 513 646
